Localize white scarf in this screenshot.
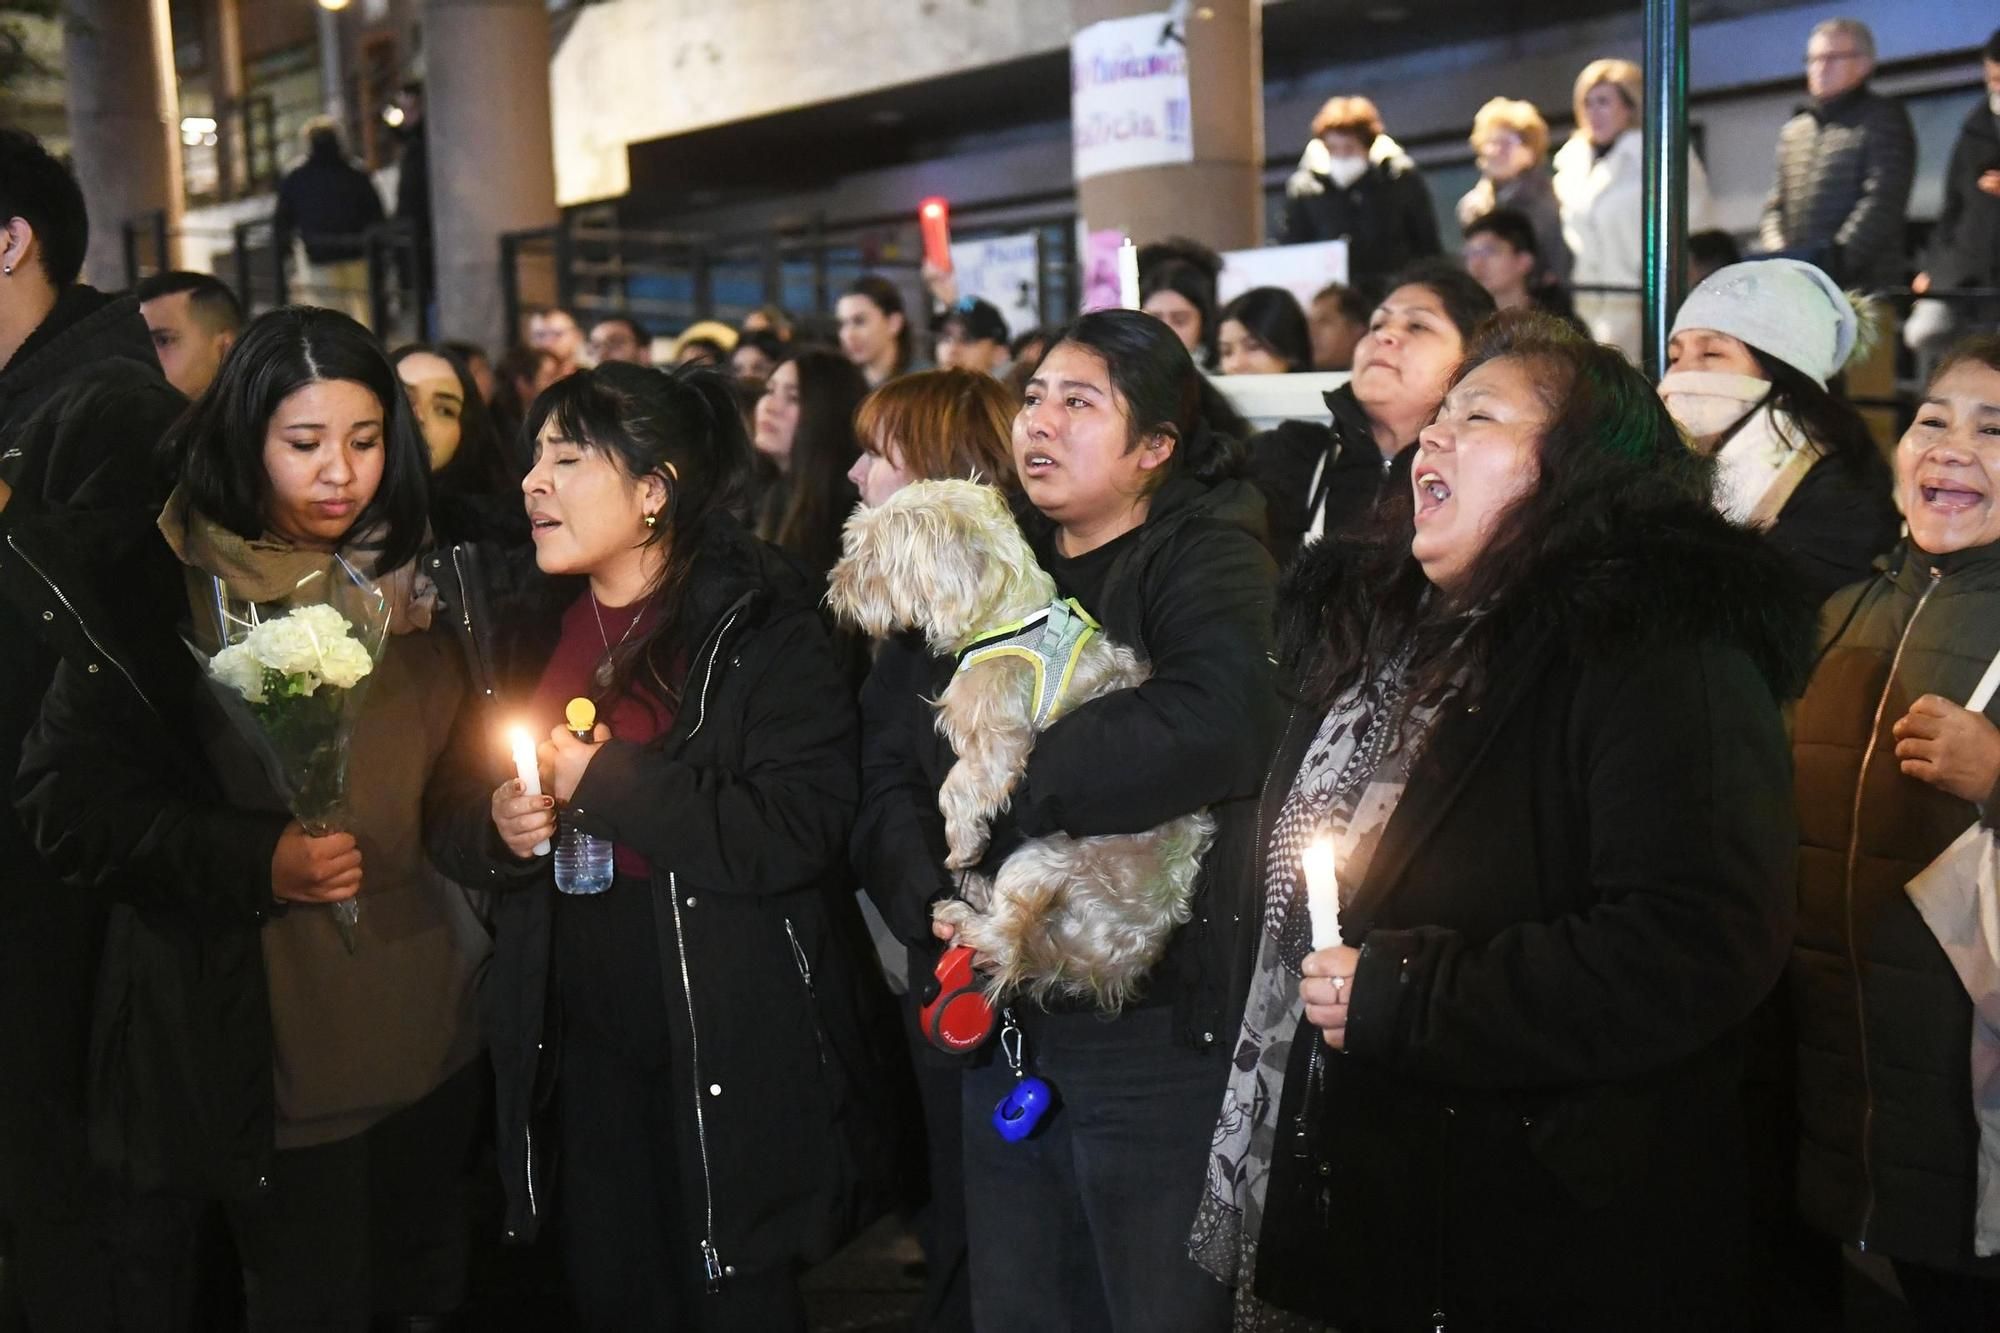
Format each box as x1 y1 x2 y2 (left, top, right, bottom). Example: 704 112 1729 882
1660 372 1822 530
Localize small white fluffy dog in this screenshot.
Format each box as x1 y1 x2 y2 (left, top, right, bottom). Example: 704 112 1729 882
827 479 1214 1009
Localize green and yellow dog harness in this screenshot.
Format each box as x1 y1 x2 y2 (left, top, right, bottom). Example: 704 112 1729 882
954 597 1102 729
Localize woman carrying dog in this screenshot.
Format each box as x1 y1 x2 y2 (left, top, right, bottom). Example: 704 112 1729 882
859 310 1280 1328
428 362 896 1331
1210 312 1809 1330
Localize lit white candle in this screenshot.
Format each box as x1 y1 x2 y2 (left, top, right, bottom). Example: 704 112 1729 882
1118 237 1141 310
1302 833 1341 951
1968 646 2000 714
510 726 551 857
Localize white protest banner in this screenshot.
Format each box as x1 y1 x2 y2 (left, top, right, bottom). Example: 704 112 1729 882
949 233 1042 338
1071 13 1193 183
1218 240 1351 313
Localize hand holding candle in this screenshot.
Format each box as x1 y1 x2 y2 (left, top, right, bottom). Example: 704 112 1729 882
510 726 551 857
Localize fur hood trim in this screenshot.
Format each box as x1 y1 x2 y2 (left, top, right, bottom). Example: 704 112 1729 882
1279 500 1818 699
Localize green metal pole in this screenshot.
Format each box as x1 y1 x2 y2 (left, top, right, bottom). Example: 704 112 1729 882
1641 0 1689 377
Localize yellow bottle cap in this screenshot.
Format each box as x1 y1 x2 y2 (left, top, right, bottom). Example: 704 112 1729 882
565 697 597 733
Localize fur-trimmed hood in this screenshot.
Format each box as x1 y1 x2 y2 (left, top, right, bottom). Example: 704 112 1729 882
1278 499 1819 701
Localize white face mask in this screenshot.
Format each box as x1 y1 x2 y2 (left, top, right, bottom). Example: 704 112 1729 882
1325 154 1369 188
1990 89 2000 116
1658 370 1771 443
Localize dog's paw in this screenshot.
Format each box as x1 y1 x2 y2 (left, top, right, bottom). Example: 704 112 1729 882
943 816 989 870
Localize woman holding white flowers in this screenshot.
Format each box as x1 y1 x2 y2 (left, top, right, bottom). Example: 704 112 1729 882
15 306 491 1331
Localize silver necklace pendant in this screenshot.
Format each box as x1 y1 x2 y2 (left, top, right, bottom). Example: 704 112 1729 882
593 656 616 690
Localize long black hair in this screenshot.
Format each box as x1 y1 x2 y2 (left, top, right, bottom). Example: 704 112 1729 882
1218 286 1313 372
842 275 914 378
1744 347 1887 485
754 347 867 578
1290 310 1710 709
166 306 431 572
524 361 752 705
1039 309 1247 488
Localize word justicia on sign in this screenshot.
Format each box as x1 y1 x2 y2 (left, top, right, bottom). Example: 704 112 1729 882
1074 108 1189 151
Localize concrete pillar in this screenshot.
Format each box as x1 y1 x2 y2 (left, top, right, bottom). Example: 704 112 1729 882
207 0 248 199
64 0 183 287
425 0 560 349
1070 0 1264 254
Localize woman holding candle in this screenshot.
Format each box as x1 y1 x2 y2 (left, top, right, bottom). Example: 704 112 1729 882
860 310 1279 1330
427 361 895 1331
1207 311 1811 1330
15 306 491 1329
1789 337 2000 1328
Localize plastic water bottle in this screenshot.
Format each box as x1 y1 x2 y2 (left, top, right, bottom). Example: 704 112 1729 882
553 697 614 896
553 815 614 896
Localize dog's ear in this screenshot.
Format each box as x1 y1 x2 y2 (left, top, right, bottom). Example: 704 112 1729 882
827 499 902 637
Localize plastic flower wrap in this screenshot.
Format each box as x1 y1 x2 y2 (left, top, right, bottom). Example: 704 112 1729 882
188 559 391 952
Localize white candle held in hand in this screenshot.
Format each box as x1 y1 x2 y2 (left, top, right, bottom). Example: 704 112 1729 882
1302 834 1341 952
1118 237 1141 310
510 726 551 857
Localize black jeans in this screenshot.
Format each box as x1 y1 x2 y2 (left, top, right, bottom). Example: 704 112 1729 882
960 1005 1231 1333
226 1060 483 1332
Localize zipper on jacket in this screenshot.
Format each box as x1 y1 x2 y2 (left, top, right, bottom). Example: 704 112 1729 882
1431 1104 1454 1332
685 605 745 740
523 1122 538 1218
667 870 724 1288
8 533 158 717
784 918 831 1069
1842 563 1942 1250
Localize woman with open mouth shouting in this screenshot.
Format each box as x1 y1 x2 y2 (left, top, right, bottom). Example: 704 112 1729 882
1217 310 1810 1331
1790 336 2000 1330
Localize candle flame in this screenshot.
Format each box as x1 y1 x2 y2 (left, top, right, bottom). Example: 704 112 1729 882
1302 836 1337 892
508 725 534 756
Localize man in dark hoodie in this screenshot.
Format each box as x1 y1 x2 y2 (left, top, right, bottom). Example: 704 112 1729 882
273 117 384 324
0 127 187 1329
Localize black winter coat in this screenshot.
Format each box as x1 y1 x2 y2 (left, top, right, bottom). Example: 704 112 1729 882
1766 451 1900 611
1248 384 1404 570
1280 155 1442 294
274 144 386 264
1253 508 1814 1330
426 518 900 1277
1757 85 1916 288
1790 540 2000 1275
850 473 1281 1049
1925 99 2000 293
0 287 182 1211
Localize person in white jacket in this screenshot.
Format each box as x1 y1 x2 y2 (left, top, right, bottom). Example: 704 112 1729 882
1553 57 1713 363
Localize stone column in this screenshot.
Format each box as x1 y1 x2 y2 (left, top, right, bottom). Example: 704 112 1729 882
206 0 248 199
64 0 182 287
1070 0 1264 253
424 0 560 349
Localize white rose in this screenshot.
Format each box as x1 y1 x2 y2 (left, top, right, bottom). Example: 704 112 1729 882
244 615 320 678
317 634 375 689
207 641 268 703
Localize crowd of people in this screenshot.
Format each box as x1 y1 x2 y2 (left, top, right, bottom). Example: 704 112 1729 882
1 14 1999 1333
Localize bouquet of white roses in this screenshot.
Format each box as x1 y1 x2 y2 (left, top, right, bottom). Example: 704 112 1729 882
192 562 390 952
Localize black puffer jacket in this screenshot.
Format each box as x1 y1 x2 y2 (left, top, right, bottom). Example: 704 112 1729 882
1925 98 2000 293
1279 149 1442 293
426 517 901 1276
1757 85 1916 288
851 473 1281 1049
1254 507 1814 1330
0 287 181 1211
1790 539 2000 1276
1248 383 1403 570
1766 447 1901 611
